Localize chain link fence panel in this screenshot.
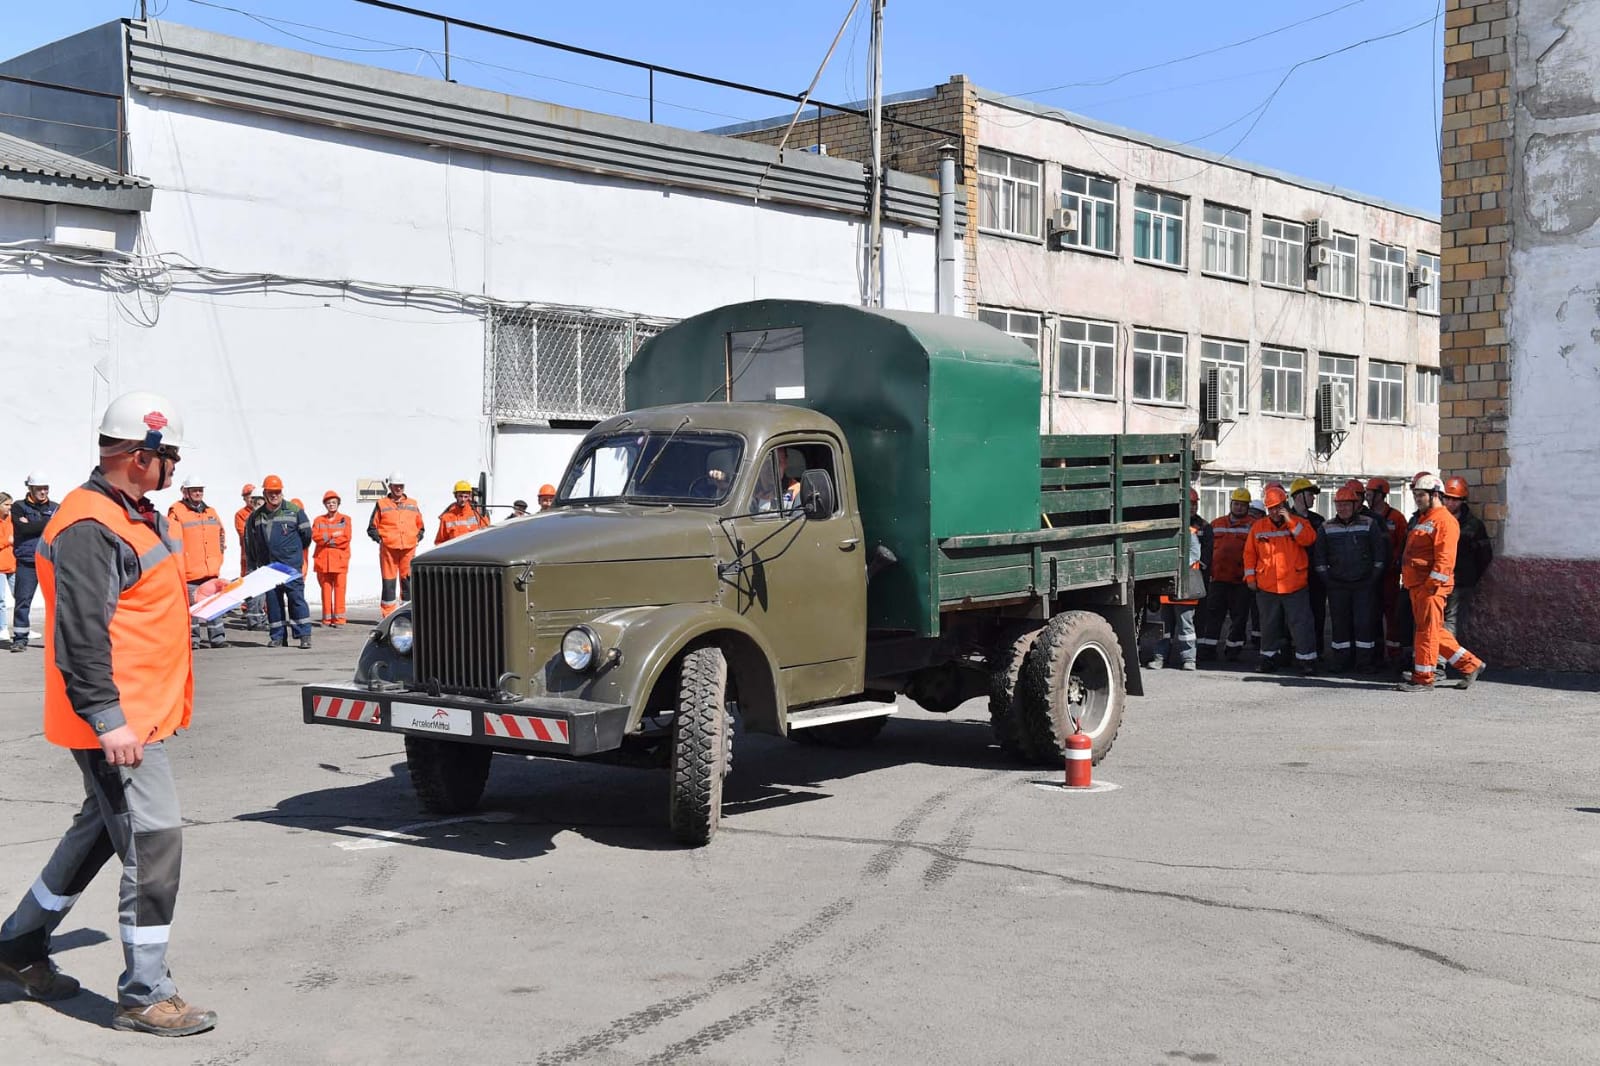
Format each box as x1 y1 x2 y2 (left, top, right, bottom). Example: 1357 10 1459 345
486 306 675 423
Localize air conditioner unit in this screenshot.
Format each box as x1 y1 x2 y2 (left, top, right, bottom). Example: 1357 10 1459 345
1316 380 1351 434
1193 438 1217 464
1050 207 1079 234
1307 219 1332 243
1309 245 1333 269
1408 263 1435 289
1202 365 1240 423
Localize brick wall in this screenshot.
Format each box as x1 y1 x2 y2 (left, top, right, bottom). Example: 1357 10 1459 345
730 77 978 308
1439 0 1512 544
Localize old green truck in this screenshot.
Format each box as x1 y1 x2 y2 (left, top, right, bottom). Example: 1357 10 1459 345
303 300 1194 844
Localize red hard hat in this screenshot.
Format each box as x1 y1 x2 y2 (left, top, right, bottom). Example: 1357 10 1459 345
241 482 255 496
1335 485 1361 503
1365 477 1390 495
1264 485 1289 509
1342 478 1365 495
262 475 284 493
538 483 557 497
1443 476 1469 500
1189 487 1199 504
1264 480 1286 494
323 489 340 503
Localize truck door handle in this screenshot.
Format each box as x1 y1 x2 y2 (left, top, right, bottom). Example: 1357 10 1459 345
838 538 860 551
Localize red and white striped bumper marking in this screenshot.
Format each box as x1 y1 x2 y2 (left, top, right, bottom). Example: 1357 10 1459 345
312 695 380 724
484 712 570 745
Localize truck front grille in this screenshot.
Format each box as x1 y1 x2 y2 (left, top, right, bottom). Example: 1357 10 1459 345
411 564 507 698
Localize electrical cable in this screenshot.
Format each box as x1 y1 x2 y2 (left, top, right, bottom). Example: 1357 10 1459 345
1430 0 1444 167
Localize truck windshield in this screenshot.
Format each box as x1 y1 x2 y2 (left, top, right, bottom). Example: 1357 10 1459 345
560 431 744 505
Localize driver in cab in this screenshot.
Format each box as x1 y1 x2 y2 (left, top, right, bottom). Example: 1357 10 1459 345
751 448 800 514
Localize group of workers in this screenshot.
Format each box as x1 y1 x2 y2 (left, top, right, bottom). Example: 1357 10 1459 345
0 471 562 654
1159 471 1492 692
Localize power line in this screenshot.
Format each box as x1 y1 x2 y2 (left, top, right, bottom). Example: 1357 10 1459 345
1000 0 1370 102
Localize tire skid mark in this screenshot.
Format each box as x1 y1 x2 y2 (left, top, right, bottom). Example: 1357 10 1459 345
921 772 1011 888
533 774 990 1064
639 978 819 1066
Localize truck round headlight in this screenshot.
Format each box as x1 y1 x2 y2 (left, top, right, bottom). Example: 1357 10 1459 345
562 626 598 672
388 615 413 655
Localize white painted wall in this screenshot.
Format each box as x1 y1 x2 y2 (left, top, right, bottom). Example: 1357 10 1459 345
0 93 942 609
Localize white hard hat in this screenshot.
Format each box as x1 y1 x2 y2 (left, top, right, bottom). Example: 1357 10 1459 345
1249 496 1264 511
24 472 48 487
181 476 204 490
99 390 185 449
387 472 404 484
1412 472 1443 493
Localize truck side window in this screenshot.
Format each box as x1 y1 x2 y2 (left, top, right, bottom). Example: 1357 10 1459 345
751 442 838 517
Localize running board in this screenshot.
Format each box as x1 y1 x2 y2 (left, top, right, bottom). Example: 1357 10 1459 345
787 700 898 731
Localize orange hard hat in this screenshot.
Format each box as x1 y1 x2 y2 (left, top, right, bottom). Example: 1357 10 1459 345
538 483 557 498
1443 476 1468 500
241 482 255 496
262 475 284 493
1335 485 1361 503
1264 485 1289 509
1264 480 1286 493
1365 477 1390 495
1342 478 1365 496
323 489 340 503
291 498 303 509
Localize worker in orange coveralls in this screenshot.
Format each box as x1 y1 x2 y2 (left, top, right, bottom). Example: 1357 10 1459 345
311 491 351 627
1395 472 1487 693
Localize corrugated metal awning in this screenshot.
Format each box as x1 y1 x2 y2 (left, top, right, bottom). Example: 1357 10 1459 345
0 129 150 189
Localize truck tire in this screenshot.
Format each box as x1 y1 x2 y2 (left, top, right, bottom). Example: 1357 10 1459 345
404 736 493 815
989 629 1040 760
669 646 730 846
1014 610 1126 767
790 714 890 748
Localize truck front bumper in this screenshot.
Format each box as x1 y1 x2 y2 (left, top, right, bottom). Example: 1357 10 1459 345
302 683 631 756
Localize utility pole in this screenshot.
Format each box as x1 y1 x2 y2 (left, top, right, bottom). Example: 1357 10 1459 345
864 0 884 307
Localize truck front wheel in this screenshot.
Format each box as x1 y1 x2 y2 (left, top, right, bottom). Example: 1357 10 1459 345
668 646 731 846
1014 610 1126 767
404 736 493 814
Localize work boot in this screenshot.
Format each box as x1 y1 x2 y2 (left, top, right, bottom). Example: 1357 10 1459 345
1255 658 1279 674
1221 648 1240 663
267 637 287 648
209 638 229 649
112 994 217 1037
298 636 312 650
1296 661 1316 677
9 638 26 653
1144 658 1165 670
1180 661 1197 671
0 955 81 1001
1460 663 1487 690
1395 673 1434 693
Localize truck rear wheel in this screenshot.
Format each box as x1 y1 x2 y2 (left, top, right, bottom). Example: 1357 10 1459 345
669 646 730 846
1014 610 1125 767
989 629 1040 760
404 736 493 814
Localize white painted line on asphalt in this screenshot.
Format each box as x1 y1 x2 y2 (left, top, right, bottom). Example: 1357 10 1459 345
334 811 516 850
1030 779 1122 794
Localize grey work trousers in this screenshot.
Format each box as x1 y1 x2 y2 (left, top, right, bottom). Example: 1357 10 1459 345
1445 585 1477 646
1156 602 1197 666
187 579 227 646
0 742 183 1007
1257 588 1318 666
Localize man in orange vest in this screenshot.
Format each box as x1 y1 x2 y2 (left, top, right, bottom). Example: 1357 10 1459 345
0 492 14 645
1397 472 1487 693
1244 484 1319 676
0 391 218 1036
233 483 267 631
435 479 489 544
367 474 423 617
168 477 228 650
312 491 351 627
1198 487 1254 663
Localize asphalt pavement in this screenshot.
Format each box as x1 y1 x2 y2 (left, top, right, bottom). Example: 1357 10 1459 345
1 624 1598 1065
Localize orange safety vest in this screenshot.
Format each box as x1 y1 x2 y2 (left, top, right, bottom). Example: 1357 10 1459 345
167 501 226 582
312 512 352 574
372 495 424 551
0 514 13 574
1400 504 1458 590
1208 513 1252 584
1243 514 1316 595
39 486 193 749
434 502 488 545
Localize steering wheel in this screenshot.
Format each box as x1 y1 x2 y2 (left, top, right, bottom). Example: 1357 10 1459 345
686 475 723 500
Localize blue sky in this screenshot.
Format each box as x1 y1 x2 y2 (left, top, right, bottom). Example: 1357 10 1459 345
5 0 1444 213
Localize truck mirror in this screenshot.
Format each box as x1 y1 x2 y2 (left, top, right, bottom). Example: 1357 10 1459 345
800 468 836 519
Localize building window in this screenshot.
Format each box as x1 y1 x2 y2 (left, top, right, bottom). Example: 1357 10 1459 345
1368 359 1406 423
1059 168 1117 254
1416 366 1440 405
1261 218 1305 289
1132 329 1187 404
1057 318 1116 398
1133 188 1186 268
978 307 1042 357
1317 354 1358 425
1322 231 1358 299
1198 474 1248 522
1200 337 1247 413
1201 203 1248 279
1416 251 1440 314
978 149 1042 239
1260 346 1305 416
1370 241 1408 308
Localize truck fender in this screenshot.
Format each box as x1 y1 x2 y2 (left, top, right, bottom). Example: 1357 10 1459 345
587 604 787 736
1083 602 1143 697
